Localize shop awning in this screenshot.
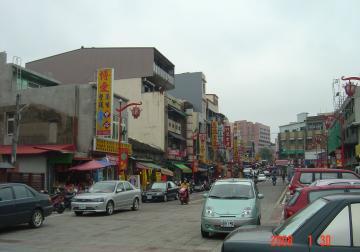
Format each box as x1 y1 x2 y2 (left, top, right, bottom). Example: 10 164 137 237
136 162 174 176
173 163 192 173
0 144 75 155
69 160 108 171
168 132 186 142
0 162 14 169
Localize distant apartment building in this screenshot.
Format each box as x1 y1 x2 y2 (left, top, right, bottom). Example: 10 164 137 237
233 120 271 157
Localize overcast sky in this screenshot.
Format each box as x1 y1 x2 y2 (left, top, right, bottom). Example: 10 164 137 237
1 0 360 141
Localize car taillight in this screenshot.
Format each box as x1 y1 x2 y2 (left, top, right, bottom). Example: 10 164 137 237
285 209 294 219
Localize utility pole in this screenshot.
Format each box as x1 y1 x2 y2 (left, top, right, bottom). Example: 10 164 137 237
11 93 21 165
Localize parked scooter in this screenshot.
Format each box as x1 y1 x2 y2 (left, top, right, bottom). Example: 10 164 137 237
179 188 189 205
51 193 66 214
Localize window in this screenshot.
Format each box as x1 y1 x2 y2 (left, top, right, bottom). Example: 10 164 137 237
318 206 350 246
352 203 360 246
13 185 32 199
124 182 133 191
287 190 301 206
342 173 359 179
6 112 14 135
300 173 313 184
309 189 345 202
321 173 338 180
0 187 13 201
116 183 125 192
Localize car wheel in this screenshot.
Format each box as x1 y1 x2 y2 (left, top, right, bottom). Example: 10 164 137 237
132 198 139 211
74 211 83 216
163 195 168 202
29 209 44 228
201 226 209 238
106 201 114 215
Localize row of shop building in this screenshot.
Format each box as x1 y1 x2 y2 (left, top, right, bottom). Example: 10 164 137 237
0 48 235 191
277 79 360 171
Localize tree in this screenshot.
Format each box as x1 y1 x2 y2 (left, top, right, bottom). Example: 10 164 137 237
258 148 273 162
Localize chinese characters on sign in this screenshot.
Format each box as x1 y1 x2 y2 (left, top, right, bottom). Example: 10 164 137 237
233 138 239 162
223 125 231 148
96 68 114 136
217 124 223 149
199 133 207 162
211 120 218 149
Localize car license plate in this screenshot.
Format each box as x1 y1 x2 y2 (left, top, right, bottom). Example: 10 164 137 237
221 220 235 228
79 205 86 210
147 195 152 200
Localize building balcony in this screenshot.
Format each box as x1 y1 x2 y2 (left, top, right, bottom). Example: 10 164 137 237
152 63 174 86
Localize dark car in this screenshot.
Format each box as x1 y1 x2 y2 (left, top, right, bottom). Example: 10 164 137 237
222 194 360 252
0 183 53 229
142 181 178 202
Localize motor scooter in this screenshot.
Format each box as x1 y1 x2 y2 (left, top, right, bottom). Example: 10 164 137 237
179 188 189 205
272 176 277 186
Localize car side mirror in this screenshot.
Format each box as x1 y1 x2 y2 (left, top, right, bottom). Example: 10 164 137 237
258 193 264 199
203 193 208 198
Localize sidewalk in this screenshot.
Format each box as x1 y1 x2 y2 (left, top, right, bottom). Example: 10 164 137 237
266 186 288 226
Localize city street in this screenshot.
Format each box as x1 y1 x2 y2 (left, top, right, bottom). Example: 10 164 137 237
0 179 286 252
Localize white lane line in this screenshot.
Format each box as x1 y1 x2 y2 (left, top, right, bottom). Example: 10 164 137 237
275 186 288 206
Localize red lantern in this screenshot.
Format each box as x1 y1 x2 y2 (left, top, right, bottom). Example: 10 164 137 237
131 106 141 119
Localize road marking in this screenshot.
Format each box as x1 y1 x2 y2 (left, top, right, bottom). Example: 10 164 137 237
275 186 288 206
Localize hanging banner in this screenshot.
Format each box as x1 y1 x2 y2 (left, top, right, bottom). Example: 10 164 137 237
119 147 129 171
96 68 114 136
218 124 223 149
233 138 239 162
211 120 218 149
199 133 207 162
224 126 231 148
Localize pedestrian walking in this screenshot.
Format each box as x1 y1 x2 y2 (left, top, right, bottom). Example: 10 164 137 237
281 172 286 184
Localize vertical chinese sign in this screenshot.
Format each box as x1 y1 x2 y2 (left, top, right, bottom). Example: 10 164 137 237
218 124 223 149
199 133 207 162
223 125 231 148
211 120 218 149
233 138 239 162
96 68 114 137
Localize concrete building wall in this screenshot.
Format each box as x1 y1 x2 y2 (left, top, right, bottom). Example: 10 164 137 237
171 72 204 113
113 78 165 150
279 122 306 132
26 48 155 84
17 155 47 187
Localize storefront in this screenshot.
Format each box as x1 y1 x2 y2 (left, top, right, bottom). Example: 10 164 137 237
0 162 14 183
135 161 174 190
170 162 192 182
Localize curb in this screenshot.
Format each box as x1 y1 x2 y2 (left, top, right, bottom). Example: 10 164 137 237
275 186 288 206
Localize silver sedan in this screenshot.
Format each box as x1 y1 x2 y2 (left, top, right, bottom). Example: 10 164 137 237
71 180 141 216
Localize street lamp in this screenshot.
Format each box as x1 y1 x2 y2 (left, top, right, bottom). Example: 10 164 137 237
116 101 142 179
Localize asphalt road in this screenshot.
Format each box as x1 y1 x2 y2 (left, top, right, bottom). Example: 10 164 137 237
0 178 286 252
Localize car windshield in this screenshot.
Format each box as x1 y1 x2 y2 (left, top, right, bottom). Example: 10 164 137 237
274 198 327 235
151 183 166 190
89 182 116 193
208 183 254 199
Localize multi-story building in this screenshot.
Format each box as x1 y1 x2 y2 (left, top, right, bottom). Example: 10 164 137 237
26 47 175 156
233 120 271 159
0 52 131 190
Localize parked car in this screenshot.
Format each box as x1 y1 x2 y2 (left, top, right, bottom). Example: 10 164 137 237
243 168 253 178
201 178 263 237
222 194 360 252
193 184 205 192
256 173 267 182
0 183 53 229
141 181 178 202
284 184 360 219
71 180 141 216
288 168 360 194
263 170 270 177
309 178 360 186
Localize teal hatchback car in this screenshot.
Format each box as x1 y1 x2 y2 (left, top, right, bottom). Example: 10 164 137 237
201 178 263 237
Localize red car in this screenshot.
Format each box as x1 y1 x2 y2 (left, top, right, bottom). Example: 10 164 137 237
284 184 360 219
288 168 360 195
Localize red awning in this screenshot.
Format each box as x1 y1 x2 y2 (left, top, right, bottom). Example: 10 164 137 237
0 144 75 155
69 160 106 171
275 160 289 166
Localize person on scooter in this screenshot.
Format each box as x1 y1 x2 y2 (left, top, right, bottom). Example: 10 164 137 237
180 179 190 200
272 170 277 186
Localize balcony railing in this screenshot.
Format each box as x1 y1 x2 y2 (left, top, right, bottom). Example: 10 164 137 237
153 63 174 85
